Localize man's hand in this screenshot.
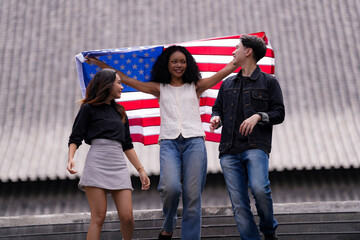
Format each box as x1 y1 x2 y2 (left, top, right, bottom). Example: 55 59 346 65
239 114 261 136
210 116 221 133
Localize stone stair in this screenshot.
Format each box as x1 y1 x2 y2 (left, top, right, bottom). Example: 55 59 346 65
0 201 359 239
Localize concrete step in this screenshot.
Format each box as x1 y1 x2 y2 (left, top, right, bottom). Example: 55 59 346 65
0 201 359 239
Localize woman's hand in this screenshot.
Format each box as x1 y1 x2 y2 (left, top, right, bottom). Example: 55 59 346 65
124 149 151 190
138 168 150 190
67 158 78 174
85 57 104 67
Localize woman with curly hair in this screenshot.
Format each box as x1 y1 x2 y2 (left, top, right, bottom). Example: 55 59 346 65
87 46 239 239
67 68 150 240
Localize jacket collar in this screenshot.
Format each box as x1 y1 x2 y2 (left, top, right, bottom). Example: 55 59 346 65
237 65 261 81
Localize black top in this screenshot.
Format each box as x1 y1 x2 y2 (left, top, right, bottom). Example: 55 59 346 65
68 103 133 151
225 74 250 154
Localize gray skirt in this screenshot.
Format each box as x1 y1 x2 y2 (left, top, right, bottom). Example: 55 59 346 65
79 138 133 192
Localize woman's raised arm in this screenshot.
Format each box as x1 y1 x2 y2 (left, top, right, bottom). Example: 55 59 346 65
196 59 240 95
86 57 160 98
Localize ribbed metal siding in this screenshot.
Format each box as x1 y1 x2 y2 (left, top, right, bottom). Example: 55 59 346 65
0 0 359 181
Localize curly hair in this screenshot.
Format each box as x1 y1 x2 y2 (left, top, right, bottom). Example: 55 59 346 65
151 45 201 84
81 68 126 123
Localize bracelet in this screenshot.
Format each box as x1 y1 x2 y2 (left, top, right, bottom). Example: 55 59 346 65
137 166 144 171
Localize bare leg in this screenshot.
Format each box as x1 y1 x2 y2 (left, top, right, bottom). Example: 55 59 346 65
111 189 134 240
84 187 107 240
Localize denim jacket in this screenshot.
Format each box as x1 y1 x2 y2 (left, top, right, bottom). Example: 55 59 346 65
212 66 285 154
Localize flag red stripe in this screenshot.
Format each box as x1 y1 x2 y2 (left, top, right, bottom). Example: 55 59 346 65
131 128 220 144
121 98 217 118
211 81 223 90
201 35 241 40
199 97 216 107
201 114 212 122
121 97 217 114
201 32 268 44
131 134 159 145
200 32 265 41
197 63 241 72
187 46 235 55
266 49 275 58
130 127 221 144
197 64 274 75
121 99 159 110
187 46 274 58
205 132 221 142
133 133 222 144
128 114 212 127
260 65 275 74
128 116 161 127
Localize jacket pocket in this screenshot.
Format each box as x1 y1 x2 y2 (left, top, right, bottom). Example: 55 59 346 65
223 88 236 113
251 89 268 111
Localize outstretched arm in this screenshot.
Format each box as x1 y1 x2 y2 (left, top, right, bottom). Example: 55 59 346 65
196 59 240 95
86 57 160 98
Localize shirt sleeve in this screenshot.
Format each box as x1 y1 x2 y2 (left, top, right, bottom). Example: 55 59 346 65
68 104 91 148
265 76 285 125
122 116 134 151
211 81 224 128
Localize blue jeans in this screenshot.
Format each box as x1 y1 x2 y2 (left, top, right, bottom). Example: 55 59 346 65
158 135 207 240
220 149 278 240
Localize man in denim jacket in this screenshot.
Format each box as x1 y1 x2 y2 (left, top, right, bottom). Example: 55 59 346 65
210 35 285 240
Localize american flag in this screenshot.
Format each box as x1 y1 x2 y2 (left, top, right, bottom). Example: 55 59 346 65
75 32 275 145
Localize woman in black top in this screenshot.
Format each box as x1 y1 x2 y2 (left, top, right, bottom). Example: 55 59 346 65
67 68 150 240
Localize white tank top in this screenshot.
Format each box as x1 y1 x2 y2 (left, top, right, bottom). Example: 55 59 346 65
159 83 205 140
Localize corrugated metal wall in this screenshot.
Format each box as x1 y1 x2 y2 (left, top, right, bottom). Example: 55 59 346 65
0 0 359 182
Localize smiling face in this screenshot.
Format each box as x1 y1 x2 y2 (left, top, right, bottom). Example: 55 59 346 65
168 51 187 80
110 74 124 99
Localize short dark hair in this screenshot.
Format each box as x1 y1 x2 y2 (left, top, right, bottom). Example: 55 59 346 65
151 45 201 84
240 35 267 62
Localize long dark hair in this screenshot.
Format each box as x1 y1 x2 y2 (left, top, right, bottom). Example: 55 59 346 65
151 45 201 84
81 68 126 123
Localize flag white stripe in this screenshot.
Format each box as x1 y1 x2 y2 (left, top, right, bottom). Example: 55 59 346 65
200 72 237 78
129 125 160 136
199 106 213 115
202 122 222 133
193 55 274 65
179 38 240 47
117 92 156 102
126 108 160 119
179 38 274 50
129 123 222 136
201 89 220 98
